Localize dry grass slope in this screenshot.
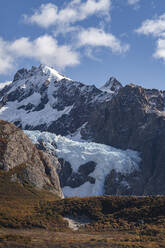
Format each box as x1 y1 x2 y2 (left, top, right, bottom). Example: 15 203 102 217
0 176 165 248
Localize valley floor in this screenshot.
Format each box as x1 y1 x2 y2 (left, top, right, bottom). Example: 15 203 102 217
0 227 165 248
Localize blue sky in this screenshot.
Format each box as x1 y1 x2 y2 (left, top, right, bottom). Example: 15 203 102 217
1 0 165 89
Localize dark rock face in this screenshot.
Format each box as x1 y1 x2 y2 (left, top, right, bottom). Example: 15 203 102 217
35 139 96 189
0 120 63 197
104 170 144 196
13 68 28 82
82 84 165 195
57 159 96 188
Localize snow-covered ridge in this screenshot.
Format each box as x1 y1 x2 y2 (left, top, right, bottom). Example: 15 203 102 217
25 130 141 197
0 65 74 128
40 65 71 81
7 64 71 95
13 64 71 84
0 64 118 133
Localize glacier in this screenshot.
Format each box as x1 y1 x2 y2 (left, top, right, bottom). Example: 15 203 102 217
25 130 141 197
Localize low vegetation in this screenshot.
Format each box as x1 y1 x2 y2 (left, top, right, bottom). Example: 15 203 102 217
0 171 165 247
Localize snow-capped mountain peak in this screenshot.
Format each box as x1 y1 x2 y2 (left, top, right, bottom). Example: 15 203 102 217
13 64 71 84
0 64 116 133
39 64 71 82
100 77 122 93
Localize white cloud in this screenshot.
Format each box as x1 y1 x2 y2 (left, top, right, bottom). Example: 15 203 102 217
0 38 14 74
25 0 111 29
153 38 165 61
10 35 80 68
0 35 79 75
24 3 58 28
136 13 165 37
77 28 129 53
128 0 141 5
136 13 165 63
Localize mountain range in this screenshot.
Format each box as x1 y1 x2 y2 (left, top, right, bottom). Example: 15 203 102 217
0 64 165 196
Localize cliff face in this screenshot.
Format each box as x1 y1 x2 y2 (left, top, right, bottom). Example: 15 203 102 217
82 84 165 195
0 120 63 198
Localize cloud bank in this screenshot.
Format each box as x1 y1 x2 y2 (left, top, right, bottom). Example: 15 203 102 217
77 28 129 53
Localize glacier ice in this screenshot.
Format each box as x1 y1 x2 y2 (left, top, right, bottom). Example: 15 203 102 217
25 130 141 197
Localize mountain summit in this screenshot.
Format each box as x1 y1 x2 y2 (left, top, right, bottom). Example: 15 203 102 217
0 65 117 136
13 64 71 83
100 77 122 93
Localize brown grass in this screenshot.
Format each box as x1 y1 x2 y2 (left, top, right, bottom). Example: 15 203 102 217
0 170 165 247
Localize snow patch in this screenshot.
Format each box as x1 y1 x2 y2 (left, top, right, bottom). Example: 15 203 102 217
0 103 73 128
19 92 41 106
63 216 90 230
41 65 71 82
66 122 87 142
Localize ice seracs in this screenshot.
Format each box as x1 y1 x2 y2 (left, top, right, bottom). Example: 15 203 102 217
25 130 141 197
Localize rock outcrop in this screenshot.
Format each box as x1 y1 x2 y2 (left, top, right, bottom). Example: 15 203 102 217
0 120 63 197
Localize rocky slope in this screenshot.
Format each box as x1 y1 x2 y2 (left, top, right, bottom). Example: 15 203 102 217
0 120 63 197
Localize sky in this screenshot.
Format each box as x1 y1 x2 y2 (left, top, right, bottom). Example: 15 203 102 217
1 0 165 89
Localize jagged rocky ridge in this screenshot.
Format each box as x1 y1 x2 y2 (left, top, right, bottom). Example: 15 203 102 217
0 120 63 198
0 65 121 136
1 65 165 195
